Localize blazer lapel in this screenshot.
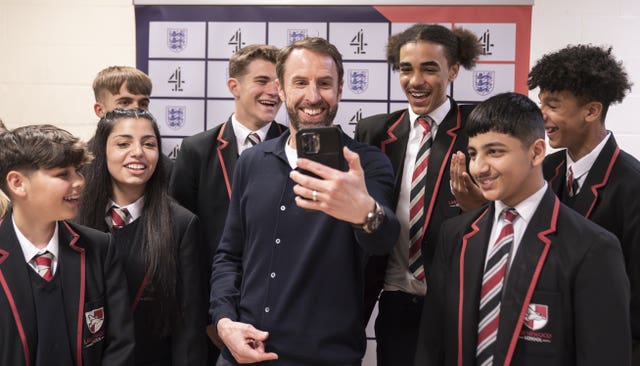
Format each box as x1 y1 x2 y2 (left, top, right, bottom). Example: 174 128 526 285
572 135 620 218
266 121 285 139
379 111 410 206
459 206 492 365
545 156 566 196
422 102 462 235
216 118 239 199
59 221 85 366
0 216 38 365
494 188 559 366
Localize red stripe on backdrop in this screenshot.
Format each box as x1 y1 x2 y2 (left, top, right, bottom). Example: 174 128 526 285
373 5 532 95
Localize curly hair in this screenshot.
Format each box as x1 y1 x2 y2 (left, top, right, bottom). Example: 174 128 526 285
528 45 632 115
386 23 482 71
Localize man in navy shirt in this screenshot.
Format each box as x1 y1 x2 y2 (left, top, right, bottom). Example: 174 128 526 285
210 37 400 365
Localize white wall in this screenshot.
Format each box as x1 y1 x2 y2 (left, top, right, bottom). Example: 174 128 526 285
0 0 136 141
529 0 640 157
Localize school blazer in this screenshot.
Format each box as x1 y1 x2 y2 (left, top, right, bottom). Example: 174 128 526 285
169 118 287 267
414 187 631 366
543 134 640 353
0 217 135 366
111 200 207 365
354 99 475 315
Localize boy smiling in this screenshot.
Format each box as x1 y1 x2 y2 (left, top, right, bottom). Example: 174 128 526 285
415 92 630 365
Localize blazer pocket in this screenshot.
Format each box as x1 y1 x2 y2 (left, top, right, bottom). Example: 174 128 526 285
516 291 563 359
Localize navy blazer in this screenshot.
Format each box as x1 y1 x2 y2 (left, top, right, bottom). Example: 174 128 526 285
0 217 135 366
355 99 475 316
543 134 640 354
415 187 631 366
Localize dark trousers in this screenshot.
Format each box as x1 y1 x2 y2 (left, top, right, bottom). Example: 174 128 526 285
374 290 424 366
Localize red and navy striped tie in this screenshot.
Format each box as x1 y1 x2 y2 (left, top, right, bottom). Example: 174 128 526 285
408 116 432 280
477 208 518 365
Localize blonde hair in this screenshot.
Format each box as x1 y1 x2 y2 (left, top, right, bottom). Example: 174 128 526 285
0 189 9 219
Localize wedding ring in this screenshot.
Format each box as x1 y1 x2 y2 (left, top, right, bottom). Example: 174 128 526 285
312 190 318 202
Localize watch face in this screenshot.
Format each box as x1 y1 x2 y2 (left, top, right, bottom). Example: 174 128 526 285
364 205 384 233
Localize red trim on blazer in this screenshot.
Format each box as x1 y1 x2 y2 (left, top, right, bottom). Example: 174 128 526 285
585 146 620 218
504 197 559 365
0 249 30 366
216 122 233 199
64 221 84 366
458 208 489 366
379 112 406 153
131 269 152 312
420 109 462 246
547 160 565 187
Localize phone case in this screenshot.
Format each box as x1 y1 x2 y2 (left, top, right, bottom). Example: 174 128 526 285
296 126 346 178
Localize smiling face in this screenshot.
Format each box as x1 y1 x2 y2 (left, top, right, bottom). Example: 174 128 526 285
229 59 282 130
467 131 545 207
106 117 159 203
18 166 85 222
538 90 600 160
277 48 343 132
398 40 459 116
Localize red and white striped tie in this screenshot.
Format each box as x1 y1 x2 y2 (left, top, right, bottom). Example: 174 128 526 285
33 251 54 281
408 116 432 280
477 208 518 366
567 166 577 197
247 132 261 146
109 206 130 229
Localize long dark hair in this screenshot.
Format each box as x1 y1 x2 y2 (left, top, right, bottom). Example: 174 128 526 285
77 108 177 336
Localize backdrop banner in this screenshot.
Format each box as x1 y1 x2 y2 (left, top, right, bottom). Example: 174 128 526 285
135 4 532 160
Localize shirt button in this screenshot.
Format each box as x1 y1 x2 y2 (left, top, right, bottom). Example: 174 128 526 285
270 272 276 278
265 307 270 313
275 238 281 244
280 205 286 211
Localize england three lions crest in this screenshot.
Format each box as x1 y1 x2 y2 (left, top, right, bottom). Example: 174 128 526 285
167 28 188 53
85 307 104 334
166 106 186 130
473 70 495 96
524 303 548 331
348 69 369 94
287 29 308 45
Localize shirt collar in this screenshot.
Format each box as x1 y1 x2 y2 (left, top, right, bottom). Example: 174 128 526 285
231 114 272 153
566 132 611 181
107 195 145 222
12 215 60 263
407 97 451 128
494 182 547 226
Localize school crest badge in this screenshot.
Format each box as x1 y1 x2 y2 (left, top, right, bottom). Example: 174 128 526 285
524 303 548 330
85 307 104 334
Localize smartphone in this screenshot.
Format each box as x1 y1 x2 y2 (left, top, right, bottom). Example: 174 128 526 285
296 126 346 178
